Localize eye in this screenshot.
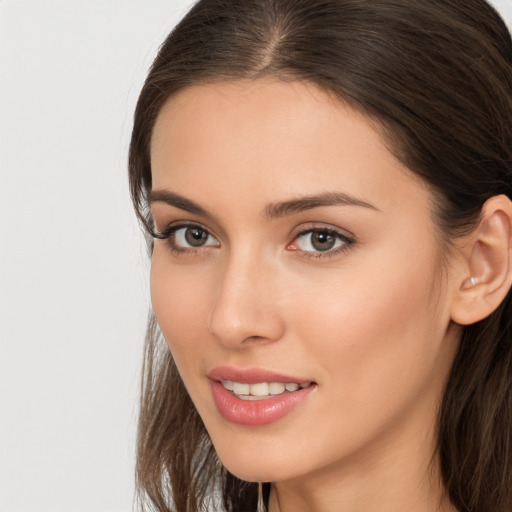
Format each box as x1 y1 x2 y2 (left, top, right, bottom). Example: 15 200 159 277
174 226 218 248
153 223 220 252
289 227 354 256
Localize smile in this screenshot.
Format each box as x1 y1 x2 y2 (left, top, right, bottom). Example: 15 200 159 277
221 380 313 400
208 367 317 425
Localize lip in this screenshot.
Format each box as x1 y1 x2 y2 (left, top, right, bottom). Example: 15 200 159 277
208 366 313 385
208 366 316 426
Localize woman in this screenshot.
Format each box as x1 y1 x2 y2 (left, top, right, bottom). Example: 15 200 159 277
128 1 512 511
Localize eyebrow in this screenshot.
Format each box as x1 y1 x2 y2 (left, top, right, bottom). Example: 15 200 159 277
148 189 378 219
263 192 379 219
148 190 210 217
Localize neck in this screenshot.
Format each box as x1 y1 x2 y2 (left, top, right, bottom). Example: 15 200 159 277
268 451 455 512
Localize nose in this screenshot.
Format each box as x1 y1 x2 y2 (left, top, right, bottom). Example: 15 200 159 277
208 249 286 349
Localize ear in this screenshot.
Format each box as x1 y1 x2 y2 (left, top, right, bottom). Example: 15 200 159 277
450 195 512 326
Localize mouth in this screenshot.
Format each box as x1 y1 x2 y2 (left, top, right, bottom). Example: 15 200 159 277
208 367 317 425
220 380 313 400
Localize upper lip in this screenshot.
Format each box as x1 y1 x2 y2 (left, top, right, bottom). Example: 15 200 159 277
208 366 314 384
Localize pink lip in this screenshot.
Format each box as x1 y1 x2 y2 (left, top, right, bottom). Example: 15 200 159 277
208 366 316 426
208 366 313 385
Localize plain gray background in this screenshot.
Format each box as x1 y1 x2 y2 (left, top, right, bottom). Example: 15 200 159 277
1 1 511 511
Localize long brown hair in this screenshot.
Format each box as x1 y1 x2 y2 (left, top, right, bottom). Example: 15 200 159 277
128 1 512 511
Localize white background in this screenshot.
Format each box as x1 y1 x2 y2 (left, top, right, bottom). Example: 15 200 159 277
0 1 511 511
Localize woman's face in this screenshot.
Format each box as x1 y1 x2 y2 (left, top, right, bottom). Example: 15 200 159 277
149 79 461 484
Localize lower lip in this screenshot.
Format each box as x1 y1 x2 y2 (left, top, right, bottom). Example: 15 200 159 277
210 380 316 426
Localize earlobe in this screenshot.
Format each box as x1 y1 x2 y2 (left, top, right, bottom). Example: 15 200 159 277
450 195 512 326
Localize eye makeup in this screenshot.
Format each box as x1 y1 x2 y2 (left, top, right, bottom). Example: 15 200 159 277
288 227 355 260
152 219 356 260
152 221 220 255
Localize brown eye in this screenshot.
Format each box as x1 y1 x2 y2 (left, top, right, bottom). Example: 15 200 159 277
184 227 209 246
172 225 219 249
310 231 336 251
293 228 352 254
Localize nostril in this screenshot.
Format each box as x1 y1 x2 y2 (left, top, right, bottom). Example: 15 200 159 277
241 335 268 344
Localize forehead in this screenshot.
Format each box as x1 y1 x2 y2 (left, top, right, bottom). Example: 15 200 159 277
150 78 431 219
151 79 373 156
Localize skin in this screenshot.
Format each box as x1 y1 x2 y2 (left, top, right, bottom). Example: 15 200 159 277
149 79 463 512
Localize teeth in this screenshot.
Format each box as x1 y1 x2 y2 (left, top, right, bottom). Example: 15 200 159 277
232 382 250 395
221 380 234 391
269 382 286 395
250 382 269 396
221 380 312 397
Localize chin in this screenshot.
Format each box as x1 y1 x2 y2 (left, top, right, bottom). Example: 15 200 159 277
209 430 307 483
219 457 290 483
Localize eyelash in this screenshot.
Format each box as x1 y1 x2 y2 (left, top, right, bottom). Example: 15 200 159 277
152 222 356 259
152 221 217 255
289 225 355 259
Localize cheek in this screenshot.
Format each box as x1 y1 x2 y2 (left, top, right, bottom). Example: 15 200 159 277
286 245 446 420
150 249 212 373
